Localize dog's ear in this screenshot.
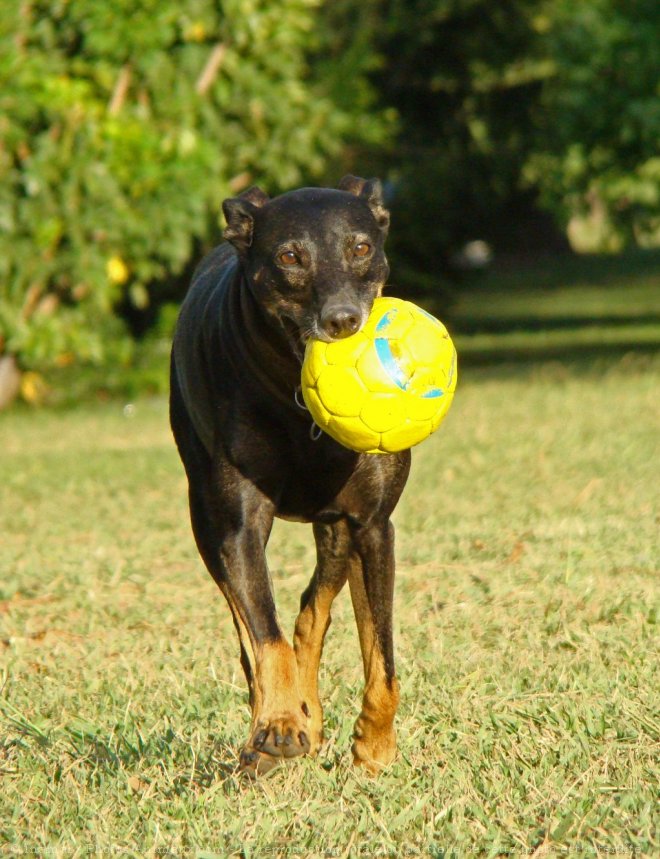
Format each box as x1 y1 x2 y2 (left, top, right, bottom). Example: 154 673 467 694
337 175 369 196
222 186 269 252
338 174 390 234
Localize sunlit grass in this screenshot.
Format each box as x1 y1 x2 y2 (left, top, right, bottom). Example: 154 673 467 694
1 347 658 855
449 252 660 371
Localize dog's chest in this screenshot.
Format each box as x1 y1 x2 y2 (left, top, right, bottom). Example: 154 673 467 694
228 421 359 522
278 454 355 521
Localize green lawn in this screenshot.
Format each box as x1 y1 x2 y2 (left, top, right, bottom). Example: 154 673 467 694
2 349 658 857
450 250 660 368
2 259 660 857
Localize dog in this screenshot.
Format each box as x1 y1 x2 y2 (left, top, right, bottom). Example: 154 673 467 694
170 176 411 775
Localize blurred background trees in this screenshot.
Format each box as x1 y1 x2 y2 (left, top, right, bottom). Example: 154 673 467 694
1 0 659 404
357 0 660 292
0 0 386 399
526 0 660 252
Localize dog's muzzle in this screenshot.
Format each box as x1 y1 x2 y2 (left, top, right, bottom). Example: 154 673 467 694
319 304 363 341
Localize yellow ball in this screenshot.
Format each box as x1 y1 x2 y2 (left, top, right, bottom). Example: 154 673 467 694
301 297 458 454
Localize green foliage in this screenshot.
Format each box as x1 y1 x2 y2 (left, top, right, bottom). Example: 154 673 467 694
0 0 385 377
525 0 660 247
359 0 660 292
367 0 556 296
312 0 397 148
2 0 659 397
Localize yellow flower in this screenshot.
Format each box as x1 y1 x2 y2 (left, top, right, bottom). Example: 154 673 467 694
21 371 48 405
106 256 129 285
185 21 206 42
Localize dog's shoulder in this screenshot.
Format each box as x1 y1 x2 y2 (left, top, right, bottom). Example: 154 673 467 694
172 243 242 452
190 242 238 292
176 242 239 339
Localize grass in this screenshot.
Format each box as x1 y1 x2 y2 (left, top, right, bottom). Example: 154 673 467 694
449 249 660 366
1 265 659 857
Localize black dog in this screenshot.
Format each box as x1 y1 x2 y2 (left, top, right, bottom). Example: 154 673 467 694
170 176 410 775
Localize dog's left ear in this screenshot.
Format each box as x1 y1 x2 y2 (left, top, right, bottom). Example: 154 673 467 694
338 174 390 234
222 186 270 253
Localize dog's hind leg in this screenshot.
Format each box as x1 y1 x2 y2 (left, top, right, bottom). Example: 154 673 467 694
293 521 351 753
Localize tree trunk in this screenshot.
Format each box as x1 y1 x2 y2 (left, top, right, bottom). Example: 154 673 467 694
0 355 21 409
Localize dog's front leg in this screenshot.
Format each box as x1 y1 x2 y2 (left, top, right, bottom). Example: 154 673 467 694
347 519 400 773
293 521 351 753
187 460 311 776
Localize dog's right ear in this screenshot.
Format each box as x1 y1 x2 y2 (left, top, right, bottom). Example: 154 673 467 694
222 186 269 253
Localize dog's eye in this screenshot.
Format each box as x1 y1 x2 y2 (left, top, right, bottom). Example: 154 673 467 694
353 242 371 258
279 250 299 266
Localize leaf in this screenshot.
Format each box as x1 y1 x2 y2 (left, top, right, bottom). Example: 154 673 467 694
550 810 575 842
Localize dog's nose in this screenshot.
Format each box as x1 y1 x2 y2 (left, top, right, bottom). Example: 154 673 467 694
321 305 361 340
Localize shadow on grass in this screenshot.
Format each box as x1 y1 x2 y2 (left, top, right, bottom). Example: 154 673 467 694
445 249 660 371
459 339 660 369
469 248 660 291
454 314 660 335
63 724 239 791
1 715 241 792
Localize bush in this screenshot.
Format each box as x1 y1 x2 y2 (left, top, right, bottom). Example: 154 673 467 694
525 0 660 250
358 0 660 294
0 0 385 403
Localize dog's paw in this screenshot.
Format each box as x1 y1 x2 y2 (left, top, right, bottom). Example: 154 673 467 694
237 746 279 777
251 718 311 758
238 715 311 776
352 720 397 775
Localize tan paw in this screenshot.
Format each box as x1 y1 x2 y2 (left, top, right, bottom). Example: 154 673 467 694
238 714 311 776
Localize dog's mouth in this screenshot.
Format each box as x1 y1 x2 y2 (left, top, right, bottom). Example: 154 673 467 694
280 305 371 359
279 315 308 363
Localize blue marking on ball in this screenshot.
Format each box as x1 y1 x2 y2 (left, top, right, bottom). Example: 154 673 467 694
374 306 446 399
375 336 409 390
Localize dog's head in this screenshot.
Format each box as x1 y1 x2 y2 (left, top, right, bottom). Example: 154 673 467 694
222 176 390 346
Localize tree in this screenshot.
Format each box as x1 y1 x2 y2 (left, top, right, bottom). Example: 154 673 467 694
526 0 660 249
360 0 556 298
351 0 660 296
0 0 386 404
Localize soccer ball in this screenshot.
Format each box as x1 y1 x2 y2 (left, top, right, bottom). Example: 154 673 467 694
301 297 457 454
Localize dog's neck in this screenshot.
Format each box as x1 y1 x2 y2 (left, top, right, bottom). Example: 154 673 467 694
224 272 306 415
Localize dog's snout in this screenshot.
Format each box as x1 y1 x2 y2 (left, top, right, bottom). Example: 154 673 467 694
321 305 361 340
